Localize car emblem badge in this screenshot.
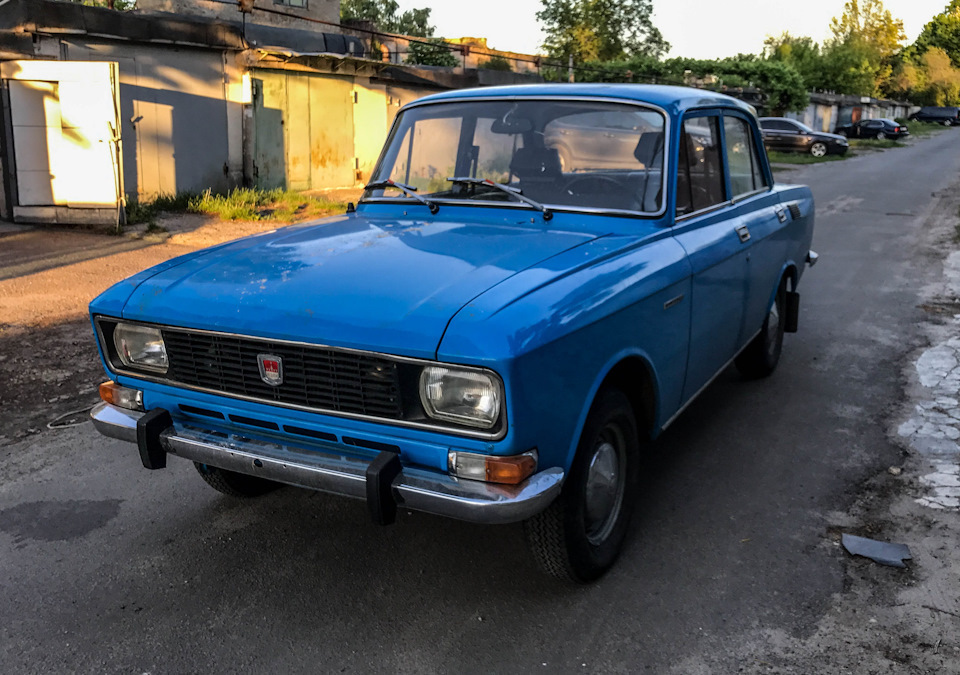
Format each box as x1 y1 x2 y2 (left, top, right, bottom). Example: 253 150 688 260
257 354 283 386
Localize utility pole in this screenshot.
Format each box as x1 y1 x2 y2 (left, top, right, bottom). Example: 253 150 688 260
568 54 574 83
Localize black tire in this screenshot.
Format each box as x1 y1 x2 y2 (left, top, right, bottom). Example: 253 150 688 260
194 462 282 498
524 388 640 583
735 277 788 379
876 131 886 140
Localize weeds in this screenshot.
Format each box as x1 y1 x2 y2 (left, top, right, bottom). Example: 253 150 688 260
849 139 906 150
895 118 950 138
767 151 847 165
125 188 347 225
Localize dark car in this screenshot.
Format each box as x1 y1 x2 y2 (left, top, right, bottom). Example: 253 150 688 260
909 106 959 126
759 117 849 157
835 118 909 140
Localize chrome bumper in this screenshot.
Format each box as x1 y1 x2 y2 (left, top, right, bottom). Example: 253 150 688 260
90 402 563 525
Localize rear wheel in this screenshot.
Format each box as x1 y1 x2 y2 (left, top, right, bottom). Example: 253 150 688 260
194 462 282 498
735 277 788 379
524 388 640 583
810 142 827 157
876 131 886 140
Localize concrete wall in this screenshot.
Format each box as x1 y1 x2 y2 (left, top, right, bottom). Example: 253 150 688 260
138 0 340 30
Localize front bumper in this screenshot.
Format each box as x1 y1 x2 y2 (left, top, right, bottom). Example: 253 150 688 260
91 402 563 525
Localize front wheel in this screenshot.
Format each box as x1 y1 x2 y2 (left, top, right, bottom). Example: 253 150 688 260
735 277 787 379
524 388 640 583
194 462 282 498
810 142 827 157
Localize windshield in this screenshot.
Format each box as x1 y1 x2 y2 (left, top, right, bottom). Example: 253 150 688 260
366 99 666 214
793 120 814 133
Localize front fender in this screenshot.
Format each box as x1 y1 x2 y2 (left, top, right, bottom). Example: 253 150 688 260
438 234 693 470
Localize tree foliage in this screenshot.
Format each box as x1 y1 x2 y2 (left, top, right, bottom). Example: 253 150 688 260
341 0 434 37
405 38 460 68
824 0 906 95
569 55 808 113
764 33 826 89
910 0 960 68
479 55 514 71
69 0 136 10
537 0 669 64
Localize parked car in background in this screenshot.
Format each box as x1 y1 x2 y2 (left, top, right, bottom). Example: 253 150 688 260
834 118 909 140
89 84 817 583
759 117 848 157
908 106 959 126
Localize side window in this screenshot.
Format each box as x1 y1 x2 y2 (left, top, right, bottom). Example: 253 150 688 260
723 116 768 198
676 116 725 216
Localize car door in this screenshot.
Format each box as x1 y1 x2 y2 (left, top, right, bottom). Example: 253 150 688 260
671 111 751 403
780 120 803 152
722 114 787 345
760 120 786 151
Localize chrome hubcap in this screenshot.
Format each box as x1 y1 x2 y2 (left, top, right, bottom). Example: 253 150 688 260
584 434 626 545
811 144 826 157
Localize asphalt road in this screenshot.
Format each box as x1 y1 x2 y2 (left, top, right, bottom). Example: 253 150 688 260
3 131 960 673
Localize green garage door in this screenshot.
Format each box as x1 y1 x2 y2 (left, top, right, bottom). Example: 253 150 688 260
252 71 356 190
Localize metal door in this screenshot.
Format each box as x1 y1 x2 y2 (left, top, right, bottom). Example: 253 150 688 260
0 60 122 223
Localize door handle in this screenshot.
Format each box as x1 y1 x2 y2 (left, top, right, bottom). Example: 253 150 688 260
735 225 751 243
775 206 787 223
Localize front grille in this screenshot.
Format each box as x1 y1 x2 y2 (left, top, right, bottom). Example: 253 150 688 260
162 329 403 419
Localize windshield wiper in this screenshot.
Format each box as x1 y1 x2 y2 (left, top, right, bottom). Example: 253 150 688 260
364 179 439 214
447 177 552 221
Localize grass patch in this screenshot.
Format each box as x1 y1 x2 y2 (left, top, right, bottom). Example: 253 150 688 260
849 138 906 150
144 223 168 235
767 151 847 165
125 188 347 225
895 118 949 137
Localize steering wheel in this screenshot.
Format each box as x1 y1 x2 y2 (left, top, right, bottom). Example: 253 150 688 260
563 175 641 210
563 174 625 197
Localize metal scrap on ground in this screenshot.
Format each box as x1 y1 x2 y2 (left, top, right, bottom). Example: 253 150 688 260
841 533 913 568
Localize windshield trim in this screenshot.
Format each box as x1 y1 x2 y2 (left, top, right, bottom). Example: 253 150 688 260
367 95 671 220
359 196 666 221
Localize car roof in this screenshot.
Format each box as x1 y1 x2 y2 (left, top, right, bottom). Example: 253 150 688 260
410 84 757 118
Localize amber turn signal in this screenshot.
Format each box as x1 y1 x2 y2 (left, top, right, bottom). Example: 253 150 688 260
99 381 143 411
448 450 538 485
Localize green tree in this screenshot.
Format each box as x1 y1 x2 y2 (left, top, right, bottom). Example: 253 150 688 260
570 55 808 113
537 0 669 64
479 55 513 71
341 0 434 37
911 0 960 68
764 33 826 90
825 0 906 94
70 0 136 10
405 38 460 67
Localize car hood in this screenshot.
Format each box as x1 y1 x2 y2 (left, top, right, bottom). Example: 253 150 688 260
118 213 599 359
818 131 848 142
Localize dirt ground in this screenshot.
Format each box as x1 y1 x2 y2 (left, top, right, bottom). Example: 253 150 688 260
0 213 304 444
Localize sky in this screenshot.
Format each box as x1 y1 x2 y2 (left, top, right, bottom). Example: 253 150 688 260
392 0 949 59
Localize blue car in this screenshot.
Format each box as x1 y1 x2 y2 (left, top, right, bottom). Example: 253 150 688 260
90 84 816 582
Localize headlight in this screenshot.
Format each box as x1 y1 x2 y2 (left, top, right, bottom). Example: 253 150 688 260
113 323 168 373
419 366 502 429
